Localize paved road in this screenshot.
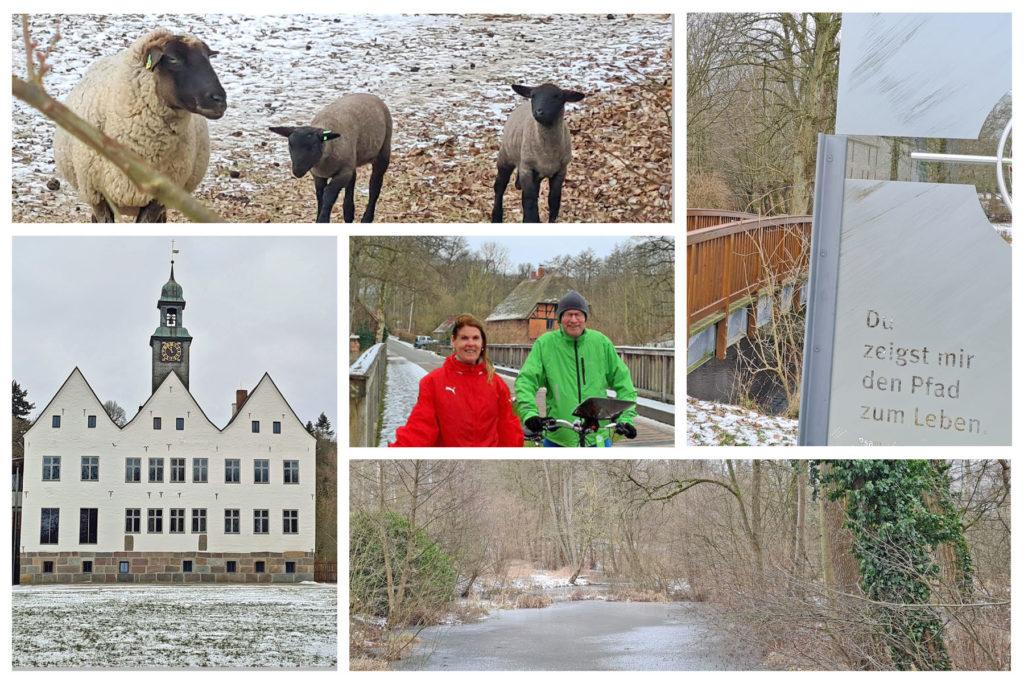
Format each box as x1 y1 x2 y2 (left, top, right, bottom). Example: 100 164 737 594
387 339 675 447
394 600 757 671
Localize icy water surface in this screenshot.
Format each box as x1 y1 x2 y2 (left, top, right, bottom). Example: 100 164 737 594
395 600 759 671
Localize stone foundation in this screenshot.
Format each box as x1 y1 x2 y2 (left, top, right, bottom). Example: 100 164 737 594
19 551 314 585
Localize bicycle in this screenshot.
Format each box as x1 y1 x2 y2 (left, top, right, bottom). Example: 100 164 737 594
523 396 637 447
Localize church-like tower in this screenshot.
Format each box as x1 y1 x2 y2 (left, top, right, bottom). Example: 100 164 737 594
149 261 193 393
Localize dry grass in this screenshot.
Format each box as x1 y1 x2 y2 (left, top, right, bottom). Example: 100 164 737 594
350 657 390 671
514 594 553 609
607 588 669 603
567 589 600 601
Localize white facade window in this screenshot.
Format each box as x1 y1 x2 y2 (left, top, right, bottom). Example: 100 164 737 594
192 458 208 483
191 508 207 534
153 416 162 430
87 415 97 429
125 457 141 483
81 456 99 481
283 509 299 534
148 457 164 483
254 509 269 534
273 421 281 434
79 508 98 544
170 508 185 534
224 509 240 534
225 459 240 484
175 417 185 431
42 456 61 481
283 460 299 484
148 508 163 533
51 415 60 428
125 508 141 534
40 508 59 544
254 459 269 484
170 458 185 483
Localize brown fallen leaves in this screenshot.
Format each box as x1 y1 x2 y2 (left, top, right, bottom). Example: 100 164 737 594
24 55 672 224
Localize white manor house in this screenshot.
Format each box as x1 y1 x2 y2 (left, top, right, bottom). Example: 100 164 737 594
19 264 316 583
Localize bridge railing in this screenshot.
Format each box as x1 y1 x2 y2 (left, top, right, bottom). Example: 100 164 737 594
687 210 812 361
435 343 675 403
686 208 760 231
349 342 386 447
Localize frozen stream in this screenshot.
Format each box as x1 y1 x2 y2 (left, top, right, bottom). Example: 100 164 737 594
394 600 759 671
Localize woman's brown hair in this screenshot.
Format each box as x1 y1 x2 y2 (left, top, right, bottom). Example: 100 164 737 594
451 314 495 382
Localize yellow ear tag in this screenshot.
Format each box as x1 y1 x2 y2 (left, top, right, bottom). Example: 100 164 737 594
145 54 154 70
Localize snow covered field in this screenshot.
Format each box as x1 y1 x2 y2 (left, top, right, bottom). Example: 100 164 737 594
12 584 336 669
686 396 798 446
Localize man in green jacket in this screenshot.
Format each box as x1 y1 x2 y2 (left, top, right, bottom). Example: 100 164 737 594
515 290 638 447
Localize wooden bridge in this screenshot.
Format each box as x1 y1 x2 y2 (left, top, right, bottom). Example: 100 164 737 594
687 209 813 372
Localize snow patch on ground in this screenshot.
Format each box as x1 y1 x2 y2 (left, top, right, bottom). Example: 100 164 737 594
378 353 428 446
686 396 798 446
12 584 337 669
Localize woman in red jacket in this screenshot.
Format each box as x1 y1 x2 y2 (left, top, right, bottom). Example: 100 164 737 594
390 314 524 447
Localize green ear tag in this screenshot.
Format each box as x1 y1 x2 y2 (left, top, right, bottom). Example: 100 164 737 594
145 54 153 70
322 130 332 141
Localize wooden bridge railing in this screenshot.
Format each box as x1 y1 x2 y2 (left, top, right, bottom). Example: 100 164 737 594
438 343 675 404
686 208 760 231
687 209 813 361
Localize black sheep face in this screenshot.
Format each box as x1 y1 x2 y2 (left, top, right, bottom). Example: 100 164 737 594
146 36 227 120
512 83 586 127
268 126 341 178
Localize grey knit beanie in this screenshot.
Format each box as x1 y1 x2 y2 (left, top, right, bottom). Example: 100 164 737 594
556 290 590 321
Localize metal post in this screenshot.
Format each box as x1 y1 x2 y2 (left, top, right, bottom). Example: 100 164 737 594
798 134 847 446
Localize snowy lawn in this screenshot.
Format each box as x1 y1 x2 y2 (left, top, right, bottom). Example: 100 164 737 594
686 396 798 446
12 584 336 669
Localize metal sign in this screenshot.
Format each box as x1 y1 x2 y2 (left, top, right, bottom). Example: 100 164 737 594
800 13 1011 446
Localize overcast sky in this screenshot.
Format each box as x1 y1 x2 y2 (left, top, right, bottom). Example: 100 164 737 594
463 236 637 274
13 237 337 429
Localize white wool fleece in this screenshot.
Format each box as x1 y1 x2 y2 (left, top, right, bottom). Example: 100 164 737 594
53 29 211 218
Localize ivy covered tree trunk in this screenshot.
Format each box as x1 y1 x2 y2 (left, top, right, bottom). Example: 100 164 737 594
822 460 971 671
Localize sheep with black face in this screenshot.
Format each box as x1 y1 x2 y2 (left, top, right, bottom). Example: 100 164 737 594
53 29 227 223
270 94 392 223
492 83 585 223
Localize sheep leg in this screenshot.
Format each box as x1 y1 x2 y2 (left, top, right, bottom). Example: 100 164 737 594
136 200 167 223
316 175 348 223
343 171 357 223
314 176 327 216
519 169 541 223
90 200 115 223
491 163 514 223
548 171 566 223
361 156 389 223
